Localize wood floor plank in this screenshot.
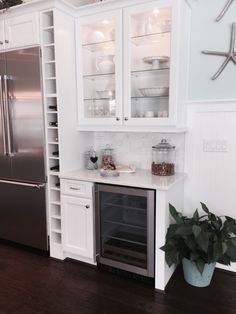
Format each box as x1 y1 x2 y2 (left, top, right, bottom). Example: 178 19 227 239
0 243 235 314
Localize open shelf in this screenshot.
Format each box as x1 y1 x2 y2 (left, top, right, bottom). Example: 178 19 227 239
41 10 63 258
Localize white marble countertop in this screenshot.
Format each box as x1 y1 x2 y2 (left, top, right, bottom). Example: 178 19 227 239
60 169 186 191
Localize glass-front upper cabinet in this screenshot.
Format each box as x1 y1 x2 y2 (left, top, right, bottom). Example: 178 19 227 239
123 1 176 126
77 10 123 126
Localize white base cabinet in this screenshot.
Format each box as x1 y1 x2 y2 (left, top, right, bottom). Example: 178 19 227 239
61 180 95 264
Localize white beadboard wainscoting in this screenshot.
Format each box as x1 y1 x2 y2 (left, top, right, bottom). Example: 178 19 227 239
94 132 185 172
184 101 236 272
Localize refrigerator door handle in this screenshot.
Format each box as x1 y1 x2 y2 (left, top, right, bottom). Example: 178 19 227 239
0 75 7 156
0 179 46 189
3 75 14 157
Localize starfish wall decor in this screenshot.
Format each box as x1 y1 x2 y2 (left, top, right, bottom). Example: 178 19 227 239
202 23 236 80
216 0 235 22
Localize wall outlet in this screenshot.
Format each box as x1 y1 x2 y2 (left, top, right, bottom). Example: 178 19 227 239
203 140 228 152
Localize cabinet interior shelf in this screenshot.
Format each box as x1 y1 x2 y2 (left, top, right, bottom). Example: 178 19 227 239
43 26 54 31
51 214 61 219
51 201 61 206
131 68 169 77
51 228 62 234
49 171 60 175
83 72 115 80
46 93 57 98
103 233 147 247
45 77 56 80
47 111 58 114
131 31 170 46
48 141 59 145
132 96 169 100
44 60 56 64
82 39 115 52
104 219 146 231
104 202 146 213
84 97 115 101
44 43 55 48
50 187 60 191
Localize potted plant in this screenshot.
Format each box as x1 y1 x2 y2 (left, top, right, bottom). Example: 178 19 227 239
160 203 236 287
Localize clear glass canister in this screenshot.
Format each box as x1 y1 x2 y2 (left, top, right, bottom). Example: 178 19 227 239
152 139 175 176
101 145 116 170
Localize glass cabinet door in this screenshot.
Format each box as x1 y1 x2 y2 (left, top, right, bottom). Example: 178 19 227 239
123 1 175 126
77 10 123 126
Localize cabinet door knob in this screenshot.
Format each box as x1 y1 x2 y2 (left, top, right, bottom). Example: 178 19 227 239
5 40 9 44
0 41 3 45
85 205 90 209
116 117 120 121
124 117 128 121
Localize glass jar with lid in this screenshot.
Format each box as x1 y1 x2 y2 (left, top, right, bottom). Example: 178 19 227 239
101 145 116 170
152 139 175 176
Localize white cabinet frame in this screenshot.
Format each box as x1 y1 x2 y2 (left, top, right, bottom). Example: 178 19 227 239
76 9 123 126
123 0 179 126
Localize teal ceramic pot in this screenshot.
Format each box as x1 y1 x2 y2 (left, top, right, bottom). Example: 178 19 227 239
182 258 216 287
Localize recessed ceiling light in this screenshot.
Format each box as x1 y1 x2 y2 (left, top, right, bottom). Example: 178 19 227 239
103 20 109 24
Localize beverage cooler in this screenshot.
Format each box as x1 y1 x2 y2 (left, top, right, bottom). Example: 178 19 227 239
95 184 155 278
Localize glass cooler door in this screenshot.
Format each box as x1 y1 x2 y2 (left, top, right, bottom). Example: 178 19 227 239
96 184 155 277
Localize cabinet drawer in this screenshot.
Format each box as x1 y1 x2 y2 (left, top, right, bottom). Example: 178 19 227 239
61 180 93 198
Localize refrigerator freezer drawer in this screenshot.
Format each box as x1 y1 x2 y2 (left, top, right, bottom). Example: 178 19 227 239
0 181 48 251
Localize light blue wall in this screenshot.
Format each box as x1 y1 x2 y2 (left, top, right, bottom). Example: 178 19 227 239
188 0 236 100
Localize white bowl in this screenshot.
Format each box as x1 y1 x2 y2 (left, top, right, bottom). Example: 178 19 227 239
96 90 115 99
139 87 169 97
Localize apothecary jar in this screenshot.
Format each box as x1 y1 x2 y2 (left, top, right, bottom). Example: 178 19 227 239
152 139 175 176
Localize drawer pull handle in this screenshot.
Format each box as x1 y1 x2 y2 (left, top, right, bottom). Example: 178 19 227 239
69 187 81 191
85 205 90 209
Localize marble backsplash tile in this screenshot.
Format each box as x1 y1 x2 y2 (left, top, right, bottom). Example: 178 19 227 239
94 132 185 172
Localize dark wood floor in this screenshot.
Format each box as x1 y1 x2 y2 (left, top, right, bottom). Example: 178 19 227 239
0 243 235 314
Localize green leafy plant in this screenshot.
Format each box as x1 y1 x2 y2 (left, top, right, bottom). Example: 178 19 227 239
0 0 22 10
160 203 236 274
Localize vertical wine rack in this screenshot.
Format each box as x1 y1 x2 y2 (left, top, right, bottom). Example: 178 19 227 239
41 10 63 259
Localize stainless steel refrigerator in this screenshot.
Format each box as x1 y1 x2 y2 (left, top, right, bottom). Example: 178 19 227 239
0 47 48 251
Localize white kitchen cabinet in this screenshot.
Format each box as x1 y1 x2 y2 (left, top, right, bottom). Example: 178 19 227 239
76 0 191 129
0 12 39 50
77 10 123 126
61 179 95 262
61 195 94 259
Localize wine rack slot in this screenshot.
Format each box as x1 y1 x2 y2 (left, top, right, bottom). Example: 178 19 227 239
48 129 58 143
51 232 61 244
45 63 56 78
44 46 55 62
43 29 54 45
45 79 57 94
51 204 61 218
42 11 54 28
